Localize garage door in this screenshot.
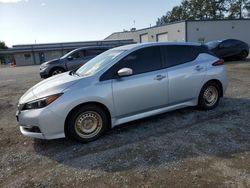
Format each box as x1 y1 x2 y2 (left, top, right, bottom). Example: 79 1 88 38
140 33 148 43
157 33 168 42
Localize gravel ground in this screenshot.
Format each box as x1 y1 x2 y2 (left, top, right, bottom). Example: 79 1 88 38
0 61 250 188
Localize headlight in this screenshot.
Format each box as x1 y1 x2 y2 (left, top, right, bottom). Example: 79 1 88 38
40 64 48 70
22 93 63 110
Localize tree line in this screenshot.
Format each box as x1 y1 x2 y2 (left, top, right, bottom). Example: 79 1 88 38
156 0 250 25
0 41 9 64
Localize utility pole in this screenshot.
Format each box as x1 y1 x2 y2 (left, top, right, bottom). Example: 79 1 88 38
239 0 243 19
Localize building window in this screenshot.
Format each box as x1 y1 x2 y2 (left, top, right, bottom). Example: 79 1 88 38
24 53 31 60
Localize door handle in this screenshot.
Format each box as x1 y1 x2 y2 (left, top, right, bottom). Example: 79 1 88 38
154 75 166 81
195 65 204 71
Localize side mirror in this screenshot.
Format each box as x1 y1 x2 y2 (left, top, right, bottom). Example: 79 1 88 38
67 56 73 61
117 68 133 77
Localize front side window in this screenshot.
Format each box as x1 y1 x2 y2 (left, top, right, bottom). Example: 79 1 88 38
100 46 162 81
117 46 162 75
71 50 85 59
220 40 234 48
206 41 220 49
85 49 106 57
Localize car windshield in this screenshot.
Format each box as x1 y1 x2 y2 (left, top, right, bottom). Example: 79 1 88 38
206 41 221 49
76 49 125 77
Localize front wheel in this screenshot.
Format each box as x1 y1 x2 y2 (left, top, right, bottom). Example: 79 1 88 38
67 105 108 142
50 67 65 77
198 82 221 110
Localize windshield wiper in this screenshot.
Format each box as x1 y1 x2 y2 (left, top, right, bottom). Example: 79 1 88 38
69 69 80 77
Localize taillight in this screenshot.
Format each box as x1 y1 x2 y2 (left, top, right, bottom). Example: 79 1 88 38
212 59 224 66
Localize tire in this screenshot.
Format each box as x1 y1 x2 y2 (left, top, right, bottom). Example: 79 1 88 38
238 50 248 60
49 67 65 77
67 105 108 143
198 82 221 110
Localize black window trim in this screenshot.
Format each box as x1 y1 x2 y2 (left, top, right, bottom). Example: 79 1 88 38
100 46 165 81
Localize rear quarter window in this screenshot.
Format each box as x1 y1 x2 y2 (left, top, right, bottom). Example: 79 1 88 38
162 45 206 68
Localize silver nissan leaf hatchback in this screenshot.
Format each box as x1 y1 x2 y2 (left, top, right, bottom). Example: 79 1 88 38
16 42 227 142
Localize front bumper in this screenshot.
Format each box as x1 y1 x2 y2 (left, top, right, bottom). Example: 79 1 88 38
16 107 66 140
20 126 45 139
39 68 49 79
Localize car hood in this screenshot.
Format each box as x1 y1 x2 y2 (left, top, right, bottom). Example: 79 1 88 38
19 72 81 104
41 58 60 66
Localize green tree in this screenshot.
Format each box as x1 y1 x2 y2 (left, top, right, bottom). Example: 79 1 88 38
0 41 8 49
0 41 8 64
228 0 250 18
156 0 249 26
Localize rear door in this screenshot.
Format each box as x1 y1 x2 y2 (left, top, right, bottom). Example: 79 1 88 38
162 45 206 105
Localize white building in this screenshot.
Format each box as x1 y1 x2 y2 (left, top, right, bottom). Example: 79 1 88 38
105 19 250 47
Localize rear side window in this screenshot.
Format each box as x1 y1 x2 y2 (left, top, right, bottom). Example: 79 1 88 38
85 49 106 57
162 45 204 68
100 46 162 81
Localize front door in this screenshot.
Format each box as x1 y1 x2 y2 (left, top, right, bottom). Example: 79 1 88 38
66 50 85 70
111 46 168 118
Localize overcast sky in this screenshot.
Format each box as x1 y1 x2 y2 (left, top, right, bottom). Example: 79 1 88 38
0 0 181 47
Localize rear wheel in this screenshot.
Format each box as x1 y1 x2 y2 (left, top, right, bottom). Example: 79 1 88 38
198 82 221 110
50 67 65 77
238 50 248 60
67 105 108 142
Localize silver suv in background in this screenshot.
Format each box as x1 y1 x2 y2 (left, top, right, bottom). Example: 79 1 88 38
17 42 227 143
39 46 110 78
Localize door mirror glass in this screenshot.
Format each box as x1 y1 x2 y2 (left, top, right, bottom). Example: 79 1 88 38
67 56 73 61
117 68 133 77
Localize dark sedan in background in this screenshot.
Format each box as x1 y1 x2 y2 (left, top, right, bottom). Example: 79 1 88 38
40 46 110 78
206 39 249 61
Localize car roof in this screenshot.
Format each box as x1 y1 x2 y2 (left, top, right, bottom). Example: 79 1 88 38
210 39 242 43
74 46 111 51
113 42 203 51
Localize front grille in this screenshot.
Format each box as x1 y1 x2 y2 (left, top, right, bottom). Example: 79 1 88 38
23 126 41 133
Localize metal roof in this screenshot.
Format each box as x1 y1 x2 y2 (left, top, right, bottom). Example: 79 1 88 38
105 18 250 39
113 41 202 51
0 39 134 54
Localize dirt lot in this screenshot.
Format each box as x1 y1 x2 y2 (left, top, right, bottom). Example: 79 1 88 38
0 61 250 188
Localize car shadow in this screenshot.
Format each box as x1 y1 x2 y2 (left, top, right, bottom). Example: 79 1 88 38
224 57 250 63
33 97 250 173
